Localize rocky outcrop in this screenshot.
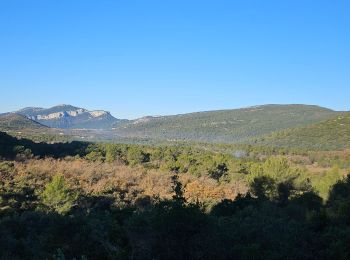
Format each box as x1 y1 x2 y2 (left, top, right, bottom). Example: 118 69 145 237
89 110 109 117
34 109 87 120
15 105 120 129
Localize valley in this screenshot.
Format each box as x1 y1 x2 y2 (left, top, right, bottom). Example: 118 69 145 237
2 1 349 258
1 104 346 149
1 104 349 259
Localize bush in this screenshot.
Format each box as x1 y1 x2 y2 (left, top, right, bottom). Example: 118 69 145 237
40 175 77 214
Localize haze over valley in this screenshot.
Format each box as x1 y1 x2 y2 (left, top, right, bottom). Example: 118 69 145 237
1 103 348 150
1 1 350 259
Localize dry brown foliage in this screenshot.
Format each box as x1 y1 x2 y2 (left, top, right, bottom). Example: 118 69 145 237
9 158 246 206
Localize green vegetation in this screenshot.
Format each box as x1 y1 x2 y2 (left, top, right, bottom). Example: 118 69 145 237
1 131 350 259
2 105 347 150
254 113 350 150
1 131 348 197
40 174 77 214
114 104 338 142
0 113 76 142
0 113 47 131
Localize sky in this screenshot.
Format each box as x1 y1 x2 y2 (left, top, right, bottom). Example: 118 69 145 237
0 0 349 119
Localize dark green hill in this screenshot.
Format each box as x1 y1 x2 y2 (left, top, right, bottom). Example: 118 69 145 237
0 114 76 142
0 113 48 131
114 105 339 143
0 131 89 159
253 113 350 150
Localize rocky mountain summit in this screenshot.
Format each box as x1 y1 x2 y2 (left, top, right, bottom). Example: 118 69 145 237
15 105 120 129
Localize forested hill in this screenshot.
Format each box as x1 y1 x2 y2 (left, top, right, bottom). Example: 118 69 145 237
0 114 48 131
1 104 345 146
114 105 339 143
253 112 350 150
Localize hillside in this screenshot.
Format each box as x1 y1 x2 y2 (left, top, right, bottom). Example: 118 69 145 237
0 113 48 131
114 105 339 143
253 113 350 150
16 104 120 129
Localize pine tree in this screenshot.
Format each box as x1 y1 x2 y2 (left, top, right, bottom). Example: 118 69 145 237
41 174 76 214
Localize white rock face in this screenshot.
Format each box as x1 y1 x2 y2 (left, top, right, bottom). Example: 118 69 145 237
15 105 118 129
35 109 88 120
37 112 66 120
67 109 86 116
89 110 108 117
36 110 109 120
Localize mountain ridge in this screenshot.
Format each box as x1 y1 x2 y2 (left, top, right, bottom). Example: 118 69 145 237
113 104 340 143
0 104 346 146
14 105 120 129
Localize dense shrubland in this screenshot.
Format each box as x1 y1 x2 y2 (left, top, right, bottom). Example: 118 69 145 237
1 131 350 259
253 113 350 150
113 105 337 143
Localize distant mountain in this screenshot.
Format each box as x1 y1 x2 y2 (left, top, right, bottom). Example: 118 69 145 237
2 104 346 146
15 105 120 129
0 113 48 131
252 112 350 150
114 105 340 143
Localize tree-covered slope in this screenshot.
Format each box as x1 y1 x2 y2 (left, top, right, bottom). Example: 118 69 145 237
0 113 48 131
254 113 350 150
114 105 339 143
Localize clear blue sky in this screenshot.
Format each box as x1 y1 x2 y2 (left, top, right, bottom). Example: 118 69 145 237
0 1 349 119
